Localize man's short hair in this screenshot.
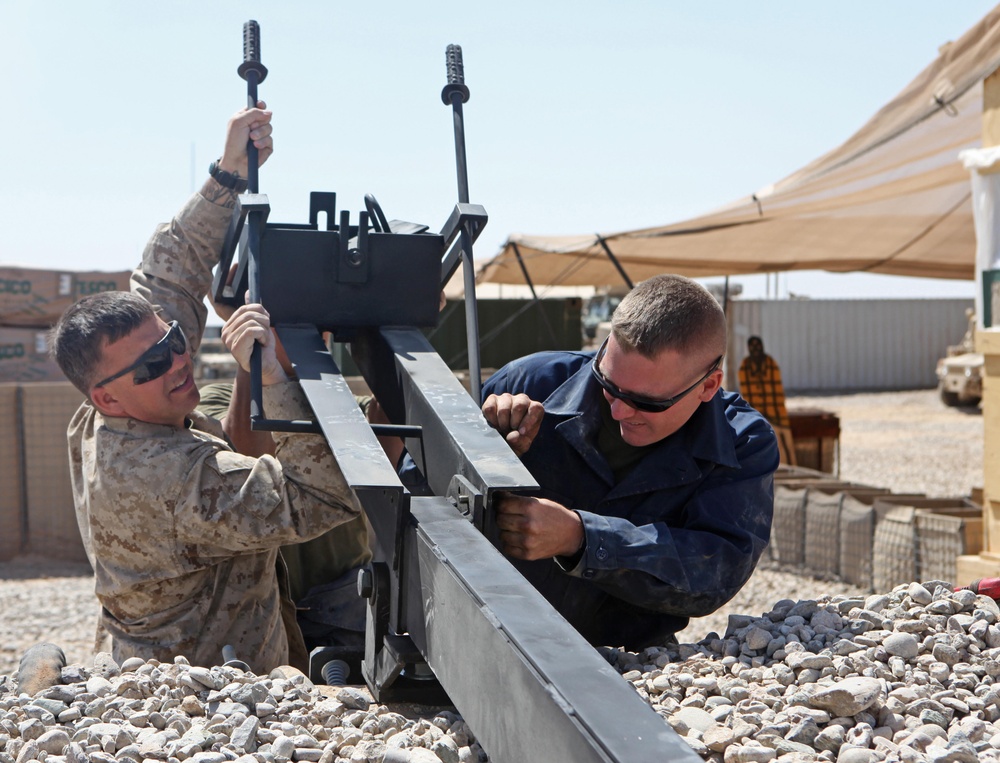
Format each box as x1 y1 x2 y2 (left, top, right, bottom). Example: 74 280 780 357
50 292 156 396
611 274 726 359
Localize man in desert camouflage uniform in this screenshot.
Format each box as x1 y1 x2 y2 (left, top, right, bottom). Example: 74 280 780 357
51 104 363 674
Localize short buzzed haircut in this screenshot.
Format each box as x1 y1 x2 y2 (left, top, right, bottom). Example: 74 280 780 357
611 274 726 359
50 292 156 396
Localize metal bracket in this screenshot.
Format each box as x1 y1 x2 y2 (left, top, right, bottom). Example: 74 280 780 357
211 193 272 307
447 474 485 527
309 192 337 230
339 209 370 284
359 563 449 704
439 203 488 286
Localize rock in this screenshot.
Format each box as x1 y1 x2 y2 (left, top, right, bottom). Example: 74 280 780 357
336 686 371 711
230 714 260 751
673 706 716 734
723 743 777 762
35 728 70 755
704 725 736 752
808 678 882 717
92 651 120 678
836 746 877 763
883 632 919 659
16 643 66 695
745 626 773 651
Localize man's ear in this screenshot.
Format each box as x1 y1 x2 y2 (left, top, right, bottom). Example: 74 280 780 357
91 386 128 419
698 370 724 401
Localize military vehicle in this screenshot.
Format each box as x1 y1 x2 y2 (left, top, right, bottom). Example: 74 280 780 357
936 308 983 407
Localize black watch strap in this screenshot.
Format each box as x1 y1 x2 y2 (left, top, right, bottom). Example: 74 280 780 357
208 159 248 192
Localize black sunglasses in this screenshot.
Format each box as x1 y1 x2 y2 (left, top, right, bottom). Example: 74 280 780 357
590 337 722 413
94 321 188 388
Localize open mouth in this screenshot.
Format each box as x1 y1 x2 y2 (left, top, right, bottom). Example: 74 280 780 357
170 370 194 394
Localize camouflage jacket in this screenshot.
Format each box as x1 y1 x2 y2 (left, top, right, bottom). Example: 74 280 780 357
68 183 362 672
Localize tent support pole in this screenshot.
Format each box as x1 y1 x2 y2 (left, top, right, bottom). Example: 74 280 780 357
510 241 540 300
595 236 634 289
511 242 559 346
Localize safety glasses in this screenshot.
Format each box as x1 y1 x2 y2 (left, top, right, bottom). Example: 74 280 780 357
590 337 722 413
94 321 188 387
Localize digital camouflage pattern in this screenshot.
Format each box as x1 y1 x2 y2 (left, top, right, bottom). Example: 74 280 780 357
67 181 363 672
196 383 373 606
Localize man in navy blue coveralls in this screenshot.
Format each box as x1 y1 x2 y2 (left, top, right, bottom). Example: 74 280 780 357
480 274 779 651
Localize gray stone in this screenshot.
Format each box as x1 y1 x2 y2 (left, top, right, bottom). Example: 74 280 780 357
933 643 962 666
35 728 70 755
722 743 777 762
836 746 877 763
230 714 259 752
813 724 846 752
92 652 121 679
808 677 882 717
746 627 773 651
884 632 920 659
231 682 270 707
704 725 736 752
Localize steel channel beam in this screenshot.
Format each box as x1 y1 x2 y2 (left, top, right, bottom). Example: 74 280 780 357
407 496 699 763
352 326 538 503
285 325 697 761
276 326 407 569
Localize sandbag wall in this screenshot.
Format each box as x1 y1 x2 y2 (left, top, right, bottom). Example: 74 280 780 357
0 266 130 564
770 465 982 590
0 382 88 563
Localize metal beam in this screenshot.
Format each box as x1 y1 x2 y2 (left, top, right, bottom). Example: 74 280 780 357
407 496 700 763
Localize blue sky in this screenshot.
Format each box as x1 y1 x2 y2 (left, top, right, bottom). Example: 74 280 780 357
3 1 996 306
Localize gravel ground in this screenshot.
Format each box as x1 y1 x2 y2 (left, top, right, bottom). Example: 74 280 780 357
675 388 982 642
788 389 983 500
0 388 984 678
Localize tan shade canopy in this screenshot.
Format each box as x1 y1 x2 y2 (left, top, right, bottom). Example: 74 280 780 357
478 5 1000 288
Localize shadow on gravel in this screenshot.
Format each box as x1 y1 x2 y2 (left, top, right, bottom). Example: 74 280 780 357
0 555 93 580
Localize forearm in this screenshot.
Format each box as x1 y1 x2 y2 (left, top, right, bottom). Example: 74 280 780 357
130 178 238 352
565 459 776 617
267 382 363 516
569 510 768 617
222 367 276 457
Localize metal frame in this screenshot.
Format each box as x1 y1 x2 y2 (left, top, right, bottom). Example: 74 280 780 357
212 23 700 762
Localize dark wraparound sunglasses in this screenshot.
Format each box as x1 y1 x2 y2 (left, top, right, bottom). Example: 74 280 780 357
590 337 722 413
94 321 188 388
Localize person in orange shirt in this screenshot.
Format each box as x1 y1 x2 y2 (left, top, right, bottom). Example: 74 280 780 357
738 335 796 464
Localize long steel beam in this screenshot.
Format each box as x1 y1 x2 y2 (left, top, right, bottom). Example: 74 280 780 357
279 325 700 763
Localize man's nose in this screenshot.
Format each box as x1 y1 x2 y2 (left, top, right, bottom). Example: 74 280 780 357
170 347 190 371
607 394 636 420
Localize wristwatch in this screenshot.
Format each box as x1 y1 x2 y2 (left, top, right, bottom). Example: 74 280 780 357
208 159 248 192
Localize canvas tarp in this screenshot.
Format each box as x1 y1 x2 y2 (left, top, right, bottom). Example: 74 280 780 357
477 5 1000 288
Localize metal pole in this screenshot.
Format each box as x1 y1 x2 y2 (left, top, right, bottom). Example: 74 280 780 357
595 236 634 289
511 242 559 346
442 45 483 404
238 20 268 421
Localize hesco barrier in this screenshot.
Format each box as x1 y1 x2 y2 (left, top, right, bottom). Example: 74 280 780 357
770 465 982 590
0 382 88 563
0 384 22 560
